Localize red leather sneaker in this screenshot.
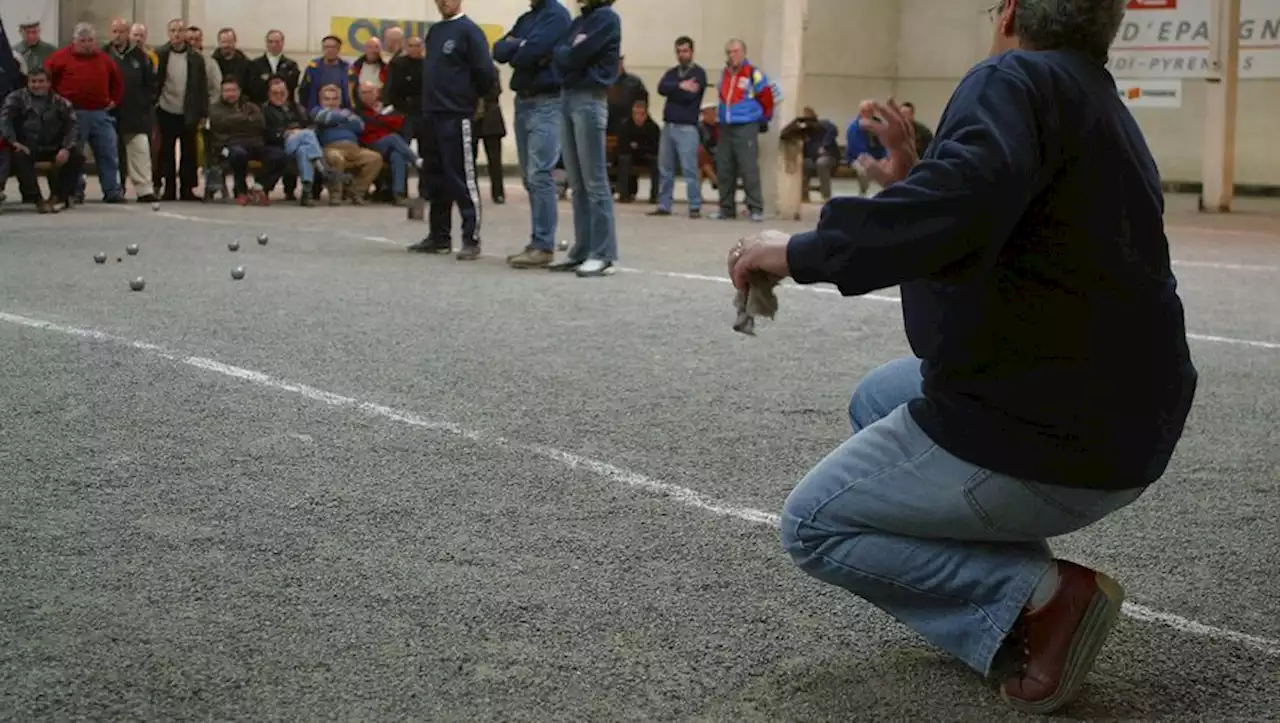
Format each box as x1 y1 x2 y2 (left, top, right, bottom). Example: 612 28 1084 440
1000 560 1125 715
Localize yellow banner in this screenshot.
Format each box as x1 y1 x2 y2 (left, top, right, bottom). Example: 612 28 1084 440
328 17 505 51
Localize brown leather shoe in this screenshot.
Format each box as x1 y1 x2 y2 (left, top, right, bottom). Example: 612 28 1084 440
1000 560 1125 715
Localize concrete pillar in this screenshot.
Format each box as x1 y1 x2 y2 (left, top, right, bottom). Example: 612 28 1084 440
1199 0 1240 213
759 0 807 220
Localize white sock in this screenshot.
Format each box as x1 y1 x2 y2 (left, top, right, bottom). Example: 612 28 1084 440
1028 561 1059 611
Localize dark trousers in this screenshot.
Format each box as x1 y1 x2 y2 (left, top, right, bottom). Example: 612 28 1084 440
155 109 198 196
615 153 657 202
11 147 85 200
421 114 481 247
224 144 287 194
470 134 505 200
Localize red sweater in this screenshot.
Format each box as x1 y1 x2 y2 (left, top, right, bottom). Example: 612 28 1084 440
357 107 404 145
45 46 125 111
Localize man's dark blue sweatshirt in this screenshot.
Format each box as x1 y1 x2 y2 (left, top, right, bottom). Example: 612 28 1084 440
551 3 621 91
786 49 1198 490
492 0 571 97
423 14 496 116
656 63 708 125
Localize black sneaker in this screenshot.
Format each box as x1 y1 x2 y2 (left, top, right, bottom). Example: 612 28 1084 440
647 208 672 216
408 238 452 254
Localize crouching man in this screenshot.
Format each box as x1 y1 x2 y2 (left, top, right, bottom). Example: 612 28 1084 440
0 69 83 212
208 77 286 204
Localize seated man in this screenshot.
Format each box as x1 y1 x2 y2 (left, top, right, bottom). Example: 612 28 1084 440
311 83 383 205
262 77 329 207
781 106 839 203
0 69 83 212
613 100 659 204
697 104 718 190
207 77 286 205
844 112 886 196
354 81 421 205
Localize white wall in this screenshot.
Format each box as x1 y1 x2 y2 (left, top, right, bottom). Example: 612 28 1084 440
38 0 1280 185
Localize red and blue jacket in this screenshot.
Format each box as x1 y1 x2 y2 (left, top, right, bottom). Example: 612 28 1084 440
717 60 776 126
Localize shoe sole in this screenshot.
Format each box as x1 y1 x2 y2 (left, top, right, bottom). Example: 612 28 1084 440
1001 572 1125 715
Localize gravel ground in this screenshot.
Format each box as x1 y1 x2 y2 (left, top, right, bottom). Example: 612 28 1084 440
2 181 1278 722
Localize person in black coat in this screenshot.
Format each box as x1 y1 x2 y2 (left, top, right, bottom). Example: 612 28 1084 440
473 63 506 203
614 100 660 203
106 18 158 201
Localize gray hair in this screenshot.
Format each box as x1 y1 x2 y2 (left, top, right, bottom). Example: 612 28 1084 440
1001 0 1126 61
73 22 96 39
726 38 747 52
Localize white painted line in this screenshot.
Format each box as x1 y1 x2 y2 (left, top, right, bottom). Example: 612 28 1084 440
2 308 1278 655
1174 260 1280 272
109 206 1280 350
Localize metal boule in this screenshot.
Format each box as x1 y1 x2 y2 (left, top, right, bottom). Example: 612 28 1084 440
129 277 145 291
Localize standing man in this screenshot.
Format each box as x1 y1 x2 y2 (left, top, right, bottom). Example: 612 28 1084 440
650 35 706 218
385 34 425 180
493 0 571 270
106 18 159 203
154 20 210 201
212 28 251 92
246 30 301 106
45 23 126 204
549 0 622 278
714 38 775 222
247 29 303 199
731 0 1198 714
474 64 508 204
408 0 495 260
300 36 352 110
16 21 56 78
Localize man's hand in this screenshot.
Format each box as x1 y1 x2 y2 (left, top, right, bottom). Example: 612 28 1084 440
856 97 918 186
678 79 699 92
727 230 791 292
54 148 69 166
11 142 30 155
573 33 587 46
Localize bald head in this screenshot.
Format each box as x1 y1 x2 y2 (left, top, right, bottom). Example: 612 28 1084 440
130 23 148 47
110 18 130 47
363 36 382 59
357 80 381 107
383 26 403 53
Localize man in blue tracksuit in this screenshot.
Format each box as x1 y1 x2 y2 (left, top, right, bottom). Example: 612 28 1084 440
493 0 572 269
549 0 622 278
409 0 496 259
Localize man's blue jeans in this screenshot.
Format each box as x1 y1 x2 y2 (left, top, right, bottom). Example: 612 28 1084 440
284 130 324 184
656 122 701 212
514 95 561 252
780 357 1144 676
73 109 123 199
559 89 616 263
370 133 419 196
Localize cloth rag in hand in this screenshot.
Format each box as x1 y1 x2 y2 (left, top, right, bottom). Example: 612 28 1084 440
733 271 781 335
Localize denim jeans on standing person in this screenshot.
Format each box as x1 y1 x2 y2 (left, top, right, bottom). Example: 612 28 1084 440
514 95 561 252
73 109 123 199
657 122 702 212
779 356 1145 676
559 89 617 262
284 130 324 184
370 134 419 196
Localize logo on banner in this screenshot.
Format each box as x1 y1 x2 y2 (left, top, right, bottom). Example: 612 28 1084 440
329 17 505 52
1109 0 1280 78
